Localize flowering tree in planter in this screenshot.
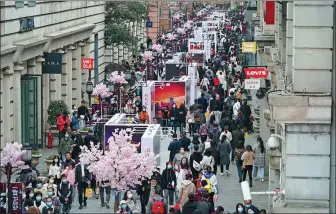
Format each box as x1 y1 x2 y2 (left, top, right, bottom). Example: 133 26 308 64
108 71 128 84
0 142 28 212
92 83 112 118
79 130 158 210
151 44 163 53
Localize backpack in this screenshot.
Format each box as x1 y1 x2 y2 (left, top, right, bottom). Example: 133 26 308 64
200 125 208 136
151 198 165 214
195 188 206 201
204 178 213 193
193 160 202 172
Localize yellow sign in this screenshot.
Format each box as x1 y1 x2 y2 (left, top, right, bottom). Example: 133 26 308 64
242 42 257 53
93 96 99 104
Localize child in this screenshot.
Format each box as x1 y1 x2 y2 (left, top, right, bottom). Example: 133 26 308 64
195 180 208 201
194 172 203 189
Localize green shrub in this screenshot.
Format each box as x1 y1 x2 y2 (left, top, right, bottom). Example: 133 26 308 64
47 100 69 126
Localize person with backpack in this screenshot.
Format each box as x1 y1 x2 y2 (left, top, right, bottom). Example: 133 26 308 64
146 189 168 214
194 180 207 202
234 142 245 183
204 140 220 175
198 122 208 143
201 165 218 208
181 193 198 214
161 162 177 206
200 151 214 171
57 174 72 214
189 145 203 179
194 192 215 214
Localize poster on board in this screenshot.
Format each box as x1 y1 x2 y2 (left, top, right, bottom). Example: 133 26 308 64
188 39 205 54
153 82 186 117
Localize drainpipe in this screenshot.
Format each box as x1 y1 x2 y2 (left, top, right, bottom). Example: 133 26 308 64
94 33 99 85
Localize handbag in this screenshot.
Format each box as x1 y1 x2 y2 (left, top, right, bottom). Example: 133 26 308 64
242 160 246 170
85 188 93 198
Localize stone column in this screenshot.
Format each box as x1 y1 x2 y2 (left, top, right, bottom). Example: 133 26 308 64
0 70 4 148
292 1 333 93
67 45 76 107
285 2 293 78
61 47 68 103
77 42 85 105
49 49 63 101
71 45 79 107
81 40 91 103
2 67 13 143
13 63 24 142
43 72 50 128
36 56 45 146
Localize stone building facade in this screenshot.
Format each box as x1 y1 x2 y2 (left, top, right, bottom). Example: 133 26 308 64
253 1 335 213
0 1 106 148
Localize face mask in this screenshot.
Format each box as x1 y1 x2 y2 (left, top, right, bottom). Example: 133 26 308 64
47 192 53 197
173 105 176 108
46 202 53 207
29 193 34 198
36 184 42 188
238 207 243 212
249 212 254 214
54 159 59 163
180 149 184 153
121 204 127 210
49 179 54 184
245 204 251 208
167 165 172 169
62 179 67 183
36 196 42 202
127 193 133 199
174 166 178 171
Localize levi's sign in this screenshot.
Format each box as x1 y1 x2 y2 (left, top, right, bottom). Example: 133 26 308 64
244 67 268 79
81 58 94 70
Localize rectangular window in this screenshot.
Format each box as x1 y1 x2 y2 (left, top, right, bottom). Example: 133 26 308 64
28 1 36 7
15 1 24 8
19 17 35 33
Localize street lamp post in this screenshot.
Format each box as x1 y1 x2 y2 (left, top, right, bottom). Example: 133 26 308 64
85 80 93 106
152 50 159 79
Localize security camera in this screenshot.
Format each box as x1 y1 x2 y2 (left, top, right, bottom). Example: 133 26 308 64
267 135 280 150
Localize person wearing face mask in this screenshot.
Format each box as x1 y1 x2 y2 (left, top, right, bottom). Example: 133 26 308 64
173 147 189 165
243 199 260 214
235 203 246 214
201 165 218 208
34 191 47 213
123 190 138 212
58 132 73 162
75 162 91 209
34 180 47 198
139 106 149 124
161 162 177 206
43 177 58 198
62 162 76 202
48 157 61 185
118 200 132 214
43 188 60 211
170 103 178 133
136 177 151 214
41 197 59 214
57 174 72 213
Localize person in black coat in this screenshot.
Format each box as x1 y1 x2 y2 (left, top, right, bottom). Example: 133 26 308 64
204 140 220 175
179 131 191 152
177 104 187 133
136 177 151 214
83 130 99 150
168 134 181 162
189 145 203 179
70 129 83 162
161 162 177 206
74 163 91 209
182 193 198 214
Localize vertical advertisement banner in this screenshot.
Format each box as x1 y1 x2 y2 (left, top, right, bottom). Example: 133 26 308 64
204 40 212 60
0 183 6 213
188 66 197 105
1 182 23 214
142 85 152 121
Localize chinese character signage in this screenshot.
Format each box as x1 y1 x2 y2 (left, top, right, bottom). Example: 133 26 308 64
242 42 257 53
244 67 268 79
0 182 23 214
188 39 205 54
81 58 94 70
244 79 260 90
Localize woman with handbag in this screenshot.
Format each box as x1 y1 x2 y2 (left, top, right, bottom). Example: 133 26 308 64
241 145 255 187
234 143 245 183
162 162 177 206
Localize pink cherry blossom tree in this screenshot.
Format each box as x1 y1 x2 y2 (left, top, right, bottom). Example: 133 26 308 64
92 83 112 118
167 33 176 41
79 129 158 191
142 51 154 61
108 71 128 84
152 44 163 53
0 142 28 212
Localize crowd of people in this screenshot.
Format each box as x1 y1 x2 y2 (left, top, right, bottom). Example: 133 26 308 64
15 3 270 214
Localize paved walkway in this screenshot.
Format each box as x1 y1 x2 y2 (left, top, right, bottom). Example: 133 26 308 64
35 92 269 213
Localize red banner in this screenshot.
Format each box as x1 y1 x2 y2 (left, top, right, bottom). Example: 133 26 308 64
81 58 94 70
244 67 268 79
265 0 275 25
0 182 23 214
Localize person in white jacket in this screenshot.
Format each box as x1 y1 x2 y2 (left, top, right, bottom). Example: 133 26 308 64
201 165 218 207
48 157 62 184
174 163 185 203
201 150 215 171
200 76 210 90
233 100 241 120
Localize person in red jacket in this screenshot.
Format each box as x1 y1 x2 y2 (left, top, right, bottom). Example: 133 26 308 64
57 111 70 144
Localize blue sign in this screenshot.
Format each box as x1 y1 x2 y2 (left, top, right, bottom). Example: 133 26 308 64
146 21 153 28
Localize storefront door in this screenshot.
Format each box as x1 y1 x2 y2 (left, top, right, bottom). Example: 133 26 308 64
21 76 38 149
